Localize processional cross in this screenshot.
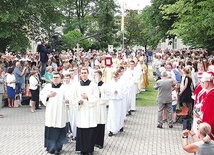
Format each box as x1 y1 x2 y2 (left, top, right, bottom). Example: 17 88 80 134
73 43 84 52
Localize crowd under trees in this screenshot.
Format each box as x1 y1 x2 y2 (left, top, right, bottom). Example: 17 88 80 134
0 0 213 53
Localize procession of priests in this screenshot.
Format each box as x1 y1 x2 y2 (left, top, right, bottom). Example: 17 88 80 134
39 53 148 155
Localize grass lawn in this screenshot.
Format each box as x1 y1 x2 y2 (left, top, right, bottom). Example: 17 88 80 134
136 69 158 106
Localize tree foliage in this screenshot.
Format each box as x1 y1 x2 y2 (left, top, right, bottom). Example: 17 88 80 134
92 0 120 49
144 0 177 49
125 0 177 50
162 0 214 50
62 30 90 50
0 0 63 52
61 0 94 35
62 0 120 50
124 10 140 47
138 6 161 50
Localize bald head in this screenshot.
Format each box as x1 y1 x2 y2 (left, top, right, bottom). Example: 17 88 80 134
161 71 168 78
16 61 21 67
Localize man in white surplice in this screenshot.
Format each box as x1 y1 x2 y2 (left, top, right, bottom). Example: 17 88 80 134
40 72 68 154
73 67 99 155
93 70 110 149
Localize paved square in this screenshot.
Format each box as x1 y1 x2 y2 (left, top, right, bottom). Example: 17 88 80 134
0 106 192 155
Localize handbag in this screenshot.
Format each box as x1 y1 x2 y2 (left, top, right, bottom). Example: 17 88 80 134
2 93 7 100
14 95 21 108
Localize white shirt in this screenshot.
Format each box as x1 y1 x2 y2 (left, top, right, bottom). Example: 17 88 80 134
6 73 16 89
29 76 39 90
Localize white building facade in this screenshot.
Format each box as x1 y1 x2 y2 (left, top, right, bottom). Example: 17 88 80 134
158 37 190 50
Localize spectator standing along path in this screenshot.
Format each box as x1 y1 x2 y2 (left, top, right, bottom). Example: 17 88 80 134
14 62 26 95
154 71 175 129
38 40 54 77
0 67 5 117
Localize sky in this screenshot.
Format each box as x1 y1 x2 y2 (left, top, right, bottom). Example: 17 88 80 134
116 0 151 10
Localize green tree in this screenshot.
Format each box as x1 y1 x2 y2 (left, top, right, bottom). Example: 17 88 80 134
163 0 214 51
62 30 90 50
62 0 120 50
123 6 164 50
138 7 155 50
92 0 120 49
124 10 140 47
122 0 177 50
0 0 63 52
62 0 94 35
137 0 177 49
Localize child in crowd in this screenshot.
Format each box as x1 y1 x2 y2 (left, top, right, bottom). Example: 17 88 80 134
172 86 178 123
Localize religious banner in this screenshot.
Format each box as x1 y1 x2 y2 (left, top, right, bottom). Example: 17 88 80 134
108 45 113 53
104 55 112 67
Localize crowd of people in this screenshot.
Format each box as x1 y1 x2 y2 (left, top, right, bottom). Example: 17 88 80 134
37 47 149 154
152 49 214 154
0 43 214 154
0 41 149 154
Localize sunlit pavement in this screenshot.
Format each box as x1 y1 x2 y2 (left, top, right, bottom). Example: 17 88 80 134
0 106 192 155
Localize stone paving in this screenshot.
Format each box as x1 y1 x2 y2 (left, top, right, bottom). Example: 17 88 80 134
0 106 193 155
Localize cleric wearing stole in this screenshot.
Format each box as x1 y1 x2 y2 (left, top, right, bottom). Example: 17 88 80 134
73 67 99 155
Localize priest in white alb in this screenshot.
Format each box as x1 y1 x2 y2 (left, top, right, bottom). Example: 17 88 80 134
126 60 138 112
107 72 124 137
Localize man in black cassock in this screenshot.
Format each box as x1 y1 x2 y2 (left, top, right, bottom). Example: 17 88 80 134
73 67 99 155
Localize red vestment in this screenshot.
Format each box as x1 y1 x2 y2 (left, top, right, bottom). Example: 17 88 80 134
193 85 206 111
201 88 214 140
